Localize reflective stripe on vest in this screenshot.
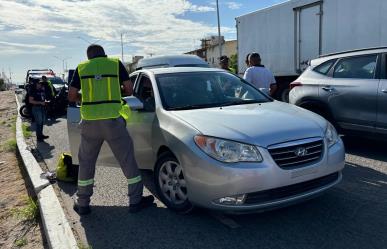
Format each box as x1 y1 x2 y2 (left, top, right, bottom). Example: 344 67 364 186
127 175 142 185
78 57 122 120
78 179 94 187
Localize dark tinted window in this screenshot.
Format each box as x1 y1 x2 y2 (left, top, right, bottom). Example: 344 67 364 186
129 74 138 84
313 60 335 75
333 55 377 79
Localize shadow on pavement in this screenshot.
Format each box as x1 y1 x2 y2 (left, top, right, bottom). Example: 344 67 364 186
76 162 386 249
343 135 387 162
36 141 55 159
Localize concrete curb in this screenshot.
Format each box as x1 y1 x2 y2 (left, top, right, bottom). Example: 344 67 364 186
15 95 78 249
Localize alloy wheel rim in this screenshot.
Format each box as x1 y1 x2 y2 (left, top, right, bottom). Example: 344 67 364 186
158 161 187 205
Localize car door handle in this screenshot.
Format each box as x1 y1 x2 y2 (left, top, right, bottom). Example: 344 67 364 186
322 86 334 92
382 89 387 93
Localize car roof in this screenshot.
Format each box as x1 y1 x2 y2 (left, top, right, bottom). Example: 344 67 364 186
132 67 225 75
136 55 208 69
311 47 387 66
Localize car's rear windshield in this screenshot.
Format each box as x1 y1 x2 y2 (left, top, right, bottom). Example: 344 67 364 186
156 71 272 110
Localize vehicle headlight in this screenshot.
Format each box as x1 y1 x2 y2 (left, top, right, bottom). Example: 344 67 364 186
194 135 263 163
325 122 339 147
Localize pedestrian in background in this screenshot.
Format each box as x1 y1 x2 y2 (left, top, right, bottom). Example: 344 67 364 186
219 55 236 73
68 44 155 215
243 52 277 96
28 79 49 142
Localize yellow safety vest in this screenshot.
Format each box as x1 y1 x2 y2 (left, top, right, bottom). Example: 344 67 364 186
78 57 122 120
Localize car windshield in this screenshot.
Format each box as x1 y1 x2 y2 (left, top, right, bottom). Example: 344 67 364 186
49 77 65 85
156 71 272 110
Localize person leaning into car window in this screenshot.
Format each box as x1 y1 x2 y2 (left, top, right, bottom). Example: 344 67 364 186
28 79 49 142
68 44 155 215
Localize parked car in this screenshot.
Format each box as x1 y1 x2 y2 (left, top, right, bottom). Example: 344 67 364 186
136 55 209 70
67 67 345 213
289 47 387 137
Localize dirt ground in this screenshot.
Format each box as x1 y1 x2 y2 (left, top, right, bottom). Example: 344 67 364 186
0 90 46 249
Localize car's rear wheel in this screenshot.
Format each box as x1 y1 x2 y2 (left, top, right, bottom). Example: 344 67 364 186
154 152 193 214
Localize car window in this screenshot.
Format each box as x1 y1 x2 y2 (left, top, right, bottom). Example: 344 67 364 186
130 74 138 85
333 55 377 79
135 75 155 112
313 60 336 75
156 72 271 110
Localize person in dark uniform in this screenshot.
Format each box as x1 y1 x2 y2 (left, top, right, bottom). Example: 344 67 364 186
28 79 49 142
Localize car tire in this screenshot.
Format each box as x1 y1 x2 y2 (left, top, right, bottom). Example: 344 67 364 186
154 152 193 214
281 88 290 103
19 105 31 119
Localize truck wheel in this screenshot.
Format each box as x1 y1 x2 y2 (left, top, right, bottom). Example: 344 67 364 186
154 152 193 214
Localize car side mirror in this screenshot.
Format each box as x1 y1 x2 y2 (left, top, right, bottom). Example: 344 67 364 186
122 96 144 110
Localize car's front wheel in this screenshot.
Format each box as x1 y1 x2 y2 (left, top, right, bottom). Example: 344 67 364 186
154 152 193 214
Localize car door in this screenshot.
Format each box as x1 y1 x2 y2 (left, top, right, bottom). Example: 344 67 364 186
320 54 379 132
67 73 142 167
376 54 387 134
126 73 156 169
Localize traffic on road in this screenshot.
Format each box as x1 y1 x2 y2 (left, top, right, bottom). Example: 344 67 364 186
3 0 387 248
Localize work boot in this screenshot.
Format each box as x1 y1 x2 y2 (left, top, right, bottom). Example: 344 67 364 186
129 196 155 213
73 201 91 215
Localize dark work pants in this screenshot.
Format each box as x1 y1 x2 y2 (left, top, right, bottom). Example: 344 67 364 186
31 106 46 138
76 117 143 207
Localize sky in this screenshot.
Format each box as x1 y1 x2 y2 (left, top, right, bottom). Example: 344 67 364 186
0 0 286 83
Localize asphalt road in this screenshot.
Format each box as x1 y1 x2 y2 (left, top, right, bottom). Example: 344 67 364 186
17 94 387 249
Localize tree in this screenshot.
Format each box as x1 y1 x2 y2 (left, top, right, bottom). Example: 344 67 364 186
0 78 5 91
229 54 238 74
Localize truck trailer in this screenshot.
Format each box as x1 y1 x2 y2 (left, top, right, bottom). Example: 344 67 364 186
236 0 387 101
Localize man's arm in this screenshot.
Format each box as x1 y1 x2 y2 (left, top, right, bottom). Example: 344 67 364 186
29 96 45 106
119 61 133 96
68 68 81 102
122 80 134 96
269 71 277 96
68 86 81 102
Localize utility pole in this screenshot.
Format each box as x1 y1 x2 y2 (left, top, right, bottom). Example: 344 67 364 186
53 56 71 78
216 0 222 59
8 67 12 84
121 33 124 63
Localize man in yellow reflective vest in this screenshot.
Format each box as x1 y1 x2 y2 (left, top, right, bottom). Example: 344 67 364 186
68 44 154 215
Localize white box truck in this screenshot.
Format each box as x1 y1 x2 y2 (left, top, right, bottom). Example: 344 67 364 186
236 0 387 101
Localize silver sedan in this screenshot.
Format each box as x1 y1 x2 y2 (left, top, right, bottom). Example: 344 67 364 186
67 67 345 213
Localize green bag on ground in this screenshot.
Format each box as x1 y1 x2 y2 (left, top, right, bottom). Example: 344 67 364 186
56 153 78 182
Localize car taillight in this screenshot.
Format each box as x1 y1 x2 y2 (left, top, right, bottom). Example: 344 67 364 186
290 82 302 90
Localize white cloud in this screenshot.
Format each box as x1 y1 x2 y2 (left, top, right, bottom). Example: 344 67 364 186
0 41 55 50
226 2 242 10
0 0 231 56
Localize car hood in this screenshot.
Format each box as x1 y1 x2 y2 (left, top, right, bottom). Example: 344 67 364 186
170 101 327 148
